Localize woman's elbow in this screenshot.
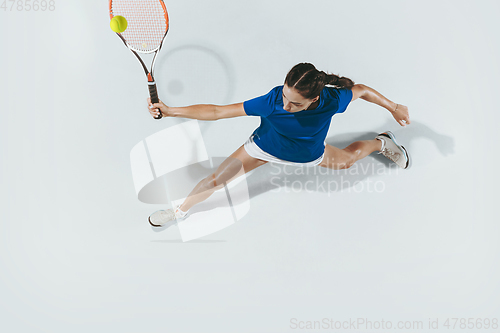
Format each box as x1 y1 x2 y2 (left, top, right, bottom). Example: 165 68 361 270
351 84 368 101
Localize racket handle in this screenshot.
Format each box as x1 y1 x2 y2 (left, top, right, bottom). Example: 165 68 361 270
148 82 162 120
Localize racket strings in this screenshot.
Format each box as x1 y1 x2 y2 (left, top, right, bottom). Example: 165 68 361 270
111 0 168 53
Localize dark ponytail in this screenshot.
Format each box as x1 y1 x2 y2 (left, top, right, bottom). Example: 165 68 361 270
284 63 355 99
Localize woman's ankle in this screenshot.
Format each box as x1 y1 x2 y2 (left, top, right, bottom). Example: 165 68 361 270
179 203 189 213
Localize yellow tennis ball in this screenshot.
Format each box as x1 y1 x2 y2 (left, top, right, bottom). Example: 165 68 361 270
110 15 128 33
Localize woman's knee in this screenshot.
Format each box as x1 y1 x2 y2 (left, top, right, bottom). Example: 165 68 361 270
203 153 264 190
203 173 226 191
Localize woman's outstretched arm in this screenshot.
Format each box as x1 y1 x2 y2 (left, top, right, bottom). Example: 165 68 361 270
147 98 246 121
351 84 411 127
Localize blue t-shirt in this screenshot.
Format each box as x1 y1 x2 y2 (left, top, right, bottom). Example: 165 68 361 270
243 85 353 163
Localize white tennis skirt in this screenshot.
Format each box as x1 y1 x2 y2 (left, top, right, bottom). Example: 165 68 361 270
243 134 325 167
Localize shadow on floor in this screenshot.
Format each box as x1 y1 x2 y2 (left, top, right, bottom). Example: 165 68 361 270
245 120 454 199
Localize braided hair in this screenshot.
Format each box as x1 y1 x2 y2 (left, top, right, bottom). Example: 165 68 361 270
284 63 355 99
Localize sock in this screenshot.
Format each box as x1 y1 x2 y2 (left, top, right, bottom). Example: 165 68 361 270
175 206 188 218
376 137 385 152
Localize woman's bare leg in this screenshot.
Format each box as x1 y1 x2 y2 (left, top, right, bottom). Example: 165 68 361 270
318 139 382 169
179 145 268 212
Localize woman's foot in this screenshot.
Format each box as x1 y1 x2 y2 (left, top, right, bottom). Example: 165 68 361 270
375 131 411 169
148 204 189 227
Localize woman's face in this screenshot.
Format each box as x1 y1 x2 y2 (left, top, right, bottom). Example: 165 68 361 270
282 84 319 113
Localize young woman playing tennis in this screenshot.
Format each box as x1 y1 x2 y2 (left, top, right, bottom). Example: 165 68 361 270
147 63 411 227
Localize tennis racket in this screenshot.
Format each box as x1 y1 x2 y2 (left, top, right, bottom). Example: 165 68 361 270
109 0 169 119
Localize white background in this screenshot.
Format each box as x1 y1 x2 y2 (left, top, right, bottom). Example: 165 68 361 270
1 0 499 332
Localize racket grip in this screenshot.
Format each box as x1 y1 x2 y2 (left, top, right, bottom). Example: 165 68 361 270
148 82 162 120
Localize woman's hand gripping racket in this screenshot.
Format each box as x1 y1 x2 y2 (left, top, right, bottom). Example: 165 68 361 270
109 0 169 119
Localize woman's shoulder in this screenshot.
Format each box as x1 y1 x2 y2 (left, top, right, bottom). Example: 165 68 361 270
323 85 349 96
322 86 353 102
269 85 283 95
266 85 284 103
244 85 283 117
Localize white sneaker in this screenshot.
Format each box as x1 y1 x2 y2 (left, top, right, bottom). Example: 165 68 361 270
148 204 189 227
375 131 411 169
